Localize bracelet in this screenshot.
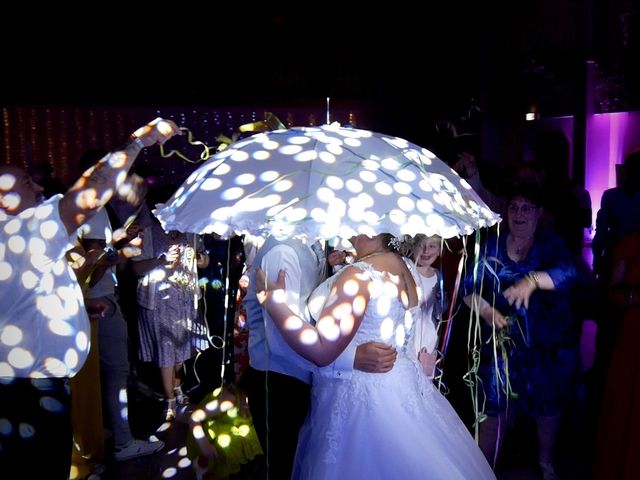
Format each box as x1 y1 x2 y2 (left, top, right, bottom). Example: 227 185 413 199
130 135 145 149
527 271 540 289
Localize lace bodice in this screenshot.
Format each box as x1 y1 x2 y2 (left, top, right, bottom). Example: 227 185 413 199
350 260 420 353
308 258 422 355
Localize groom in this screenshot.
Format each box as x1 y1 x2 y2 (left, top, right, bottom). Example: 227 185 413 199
242 235 397 480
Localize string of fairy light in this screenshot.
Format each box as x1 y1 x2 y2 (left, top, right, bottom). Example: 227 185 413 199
2 106 360 187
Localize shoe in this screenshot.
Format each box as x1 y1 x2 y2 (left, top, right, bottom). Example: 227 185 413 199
114 439 164 461
174 385 190 405
164 398 177 421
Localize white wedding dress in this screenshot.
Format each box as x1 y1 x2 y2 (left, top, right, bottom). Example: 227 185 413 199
294 260 495 480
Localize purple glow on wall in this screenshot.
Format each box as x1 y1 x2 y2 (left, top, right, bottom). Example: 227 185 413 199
585 112 640 230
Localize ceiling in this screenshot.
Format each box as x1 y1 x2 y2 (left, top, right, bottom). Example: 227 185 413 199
1 2 638 142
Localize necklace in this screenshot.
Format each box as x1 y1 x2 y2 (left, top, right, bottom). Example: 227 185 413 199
509 235 533 255
357 251 387 263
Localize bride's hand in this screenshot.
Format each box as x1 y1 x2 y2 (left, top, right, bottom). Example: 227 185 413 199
255 268 287 305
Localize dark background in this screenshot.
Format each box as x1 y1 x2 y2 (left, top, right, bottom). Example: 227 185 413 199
1 1 638 145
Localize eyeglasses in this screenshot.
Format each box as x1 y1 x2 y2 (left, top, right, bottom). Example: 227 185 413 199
508 203 538 216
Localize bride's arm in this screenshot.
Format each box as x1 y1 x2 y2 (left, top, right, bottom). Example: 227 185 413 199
262 266 371 367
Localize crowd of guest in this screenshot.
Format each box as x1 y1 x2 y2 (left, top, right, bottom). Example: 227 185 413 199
1 113 638 480
0 119 233 479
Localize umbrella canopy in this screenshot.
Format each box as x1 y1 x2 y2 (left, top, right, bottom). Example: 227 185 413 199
154 123 500 240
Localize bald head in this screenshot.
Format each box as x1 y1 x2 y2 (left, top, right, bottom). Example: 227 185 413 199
0 165 44 214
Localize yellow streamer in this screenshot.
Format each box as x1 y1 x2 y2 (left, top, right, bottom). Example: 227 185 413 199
238 112 286 133
159 127 215 163
217 112 287 152
159 113 287 160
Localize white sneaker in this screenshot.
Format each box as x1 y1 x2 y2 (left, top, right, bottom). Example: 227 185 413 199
114 439 164 461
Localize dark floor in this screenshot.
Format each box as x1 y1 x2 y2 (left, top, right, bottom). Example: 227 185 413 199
96 381 262 480
494 406 594 480
90 320 598 479
90 381 594 480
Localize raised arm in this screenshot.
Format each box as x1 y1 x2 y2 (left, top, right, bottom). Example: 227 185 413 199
59 118 180 235
260 266 370 367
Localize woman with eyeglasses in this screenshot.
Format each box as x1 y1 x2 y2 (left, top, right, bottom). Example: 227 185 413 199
462 182 578 480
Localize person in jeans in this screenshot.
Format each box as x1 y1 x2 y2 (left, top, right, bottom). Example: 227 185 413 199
78 198 164 461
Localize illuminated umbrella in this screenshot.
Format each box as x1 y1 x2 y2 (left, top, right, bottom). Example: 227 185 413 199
154 123 500 240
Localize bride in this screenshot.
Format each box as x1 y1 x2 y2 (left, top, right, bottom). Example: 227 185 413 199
258 233 495 479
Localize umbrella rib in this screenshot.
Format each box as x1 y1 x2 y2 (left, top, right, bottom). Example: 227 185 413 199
244 168 314 221
334 143 468 224
335 143 426 199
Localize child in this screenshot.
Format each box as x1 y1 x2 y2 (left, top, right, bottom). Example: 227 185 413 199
401 234 444 378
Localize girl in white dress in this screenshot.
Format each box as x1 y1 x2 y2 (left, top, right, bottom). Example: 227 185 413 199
401 234 443 379
258 233 495 480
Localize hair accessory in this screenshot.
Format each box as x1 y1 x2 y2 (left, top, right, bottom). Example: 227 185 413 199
387 235 401 251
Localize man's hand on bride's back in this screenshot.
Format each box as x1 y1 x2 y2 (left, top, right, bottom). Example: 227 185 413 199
255 268 287 305
354 342 397 373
